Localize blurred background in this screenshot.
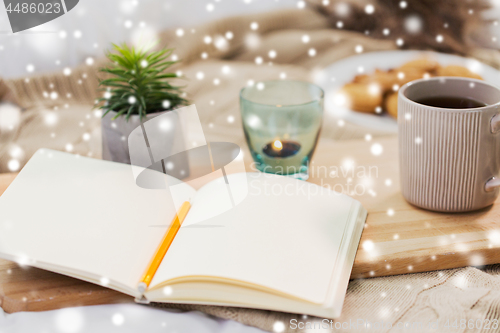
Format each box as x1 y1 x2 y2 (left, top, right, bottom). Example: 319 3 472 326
0 0 499 78
0 0 298 78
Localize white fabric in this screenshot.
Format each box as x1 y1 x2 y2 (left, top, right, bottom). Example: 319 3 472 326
0 305 266 333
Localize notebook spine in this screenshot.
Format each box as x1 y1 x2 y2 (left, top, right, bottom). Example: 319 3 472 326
134 295 150 304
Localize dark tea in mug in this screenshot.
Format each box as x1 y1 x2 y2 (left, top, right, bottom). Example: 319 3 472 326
415 96 487 109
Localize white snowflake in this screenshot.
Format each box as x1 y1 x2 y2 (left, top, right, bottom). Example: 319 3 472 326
363 240 375 251
159 101 170 110
371 143 383 156
214 36 228 50
364 4 375 14
112 313 125 326
273 321 285 333
7 159 20 172
335 2 350 16
245 33 261 49
44 112 58 126
163 286 173 295
404 15 423 34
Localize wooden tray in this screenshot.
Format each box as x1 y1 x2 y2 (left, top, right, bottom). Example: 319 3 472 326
2 137 500 313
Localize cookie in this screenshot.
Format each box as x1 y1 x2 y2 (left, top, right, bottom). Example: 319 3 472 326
354 69 398 91
399 58 440 74
395 68 431 86
385 92 398 119
343 58 483 116
436 65 483 80
341 82 383 113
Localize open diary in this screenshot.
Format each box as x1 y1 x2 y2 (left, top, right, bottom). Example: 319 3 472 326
0 149 367 319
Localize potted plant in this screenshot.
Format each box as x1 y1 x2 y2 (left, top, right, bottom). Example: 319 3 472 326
96 43 188 165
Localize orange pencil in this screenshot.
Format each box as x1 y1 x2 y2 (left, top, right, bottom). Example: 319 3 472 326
138 201 191 293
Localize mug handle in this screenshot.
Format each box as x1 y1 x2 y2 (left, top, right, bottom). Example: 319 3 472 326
486 114 500 191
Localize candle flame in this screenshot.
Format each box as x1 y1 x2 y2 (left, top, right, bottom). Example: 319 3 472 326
273 140 283 150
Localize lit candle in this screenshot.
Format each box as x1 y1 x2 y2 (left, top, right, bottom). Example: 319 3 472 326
263 139 301 158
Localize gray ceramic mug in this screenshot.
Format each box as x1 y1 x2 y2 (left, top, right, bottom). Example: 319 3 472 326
398 77 500 212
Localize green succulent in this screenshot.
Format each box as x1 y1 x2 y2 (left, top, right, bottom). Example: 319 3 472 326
97 43 188 120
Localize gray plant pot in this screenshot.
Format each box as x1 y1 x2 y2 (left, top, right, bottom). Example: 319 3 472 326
102 110 156 164
101 110 189 179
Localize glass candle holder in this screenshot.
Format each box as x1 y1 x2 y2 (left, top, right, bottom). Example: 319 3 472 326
240 80 323 180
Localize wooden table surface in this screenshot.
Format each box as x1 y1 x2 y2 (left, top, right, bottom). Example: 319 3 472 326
2 136 500 313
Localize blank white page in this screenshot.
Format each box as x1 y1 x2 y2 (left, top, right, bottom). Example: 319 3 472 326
0 150 195 296
151 173 357 304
